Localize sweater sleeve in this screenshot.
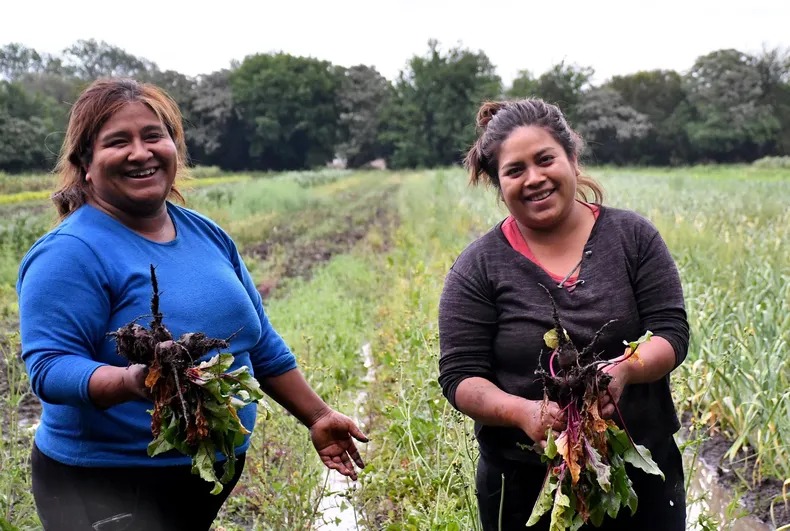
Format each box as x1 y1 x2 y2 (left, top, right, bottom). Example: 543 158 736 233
17 234 110 406
438 264 499 409
634 229 690 368
228 244 297 379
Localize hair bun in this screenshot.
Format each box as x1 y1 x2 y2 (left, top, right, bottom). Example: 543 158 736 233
475 101 505 130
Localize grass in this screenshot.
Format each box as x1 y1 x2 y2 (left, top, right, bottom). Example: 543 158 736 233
0 165 786 529
0 335 38 530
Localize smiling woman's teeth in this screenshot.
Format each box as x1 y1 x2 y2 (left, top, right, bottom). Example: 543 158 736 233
128 168 156 177
528 190 553 201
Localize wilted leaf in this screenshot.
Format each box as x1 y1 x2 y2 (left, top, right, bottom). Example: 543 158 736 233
585 442 611 492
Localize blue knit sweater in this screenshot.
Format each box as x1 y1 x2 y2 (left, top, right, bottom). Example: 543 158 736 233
17 203 296 467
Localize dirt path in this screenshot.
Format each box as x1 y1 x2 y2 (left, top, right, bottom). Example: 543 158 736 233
248 184 400 299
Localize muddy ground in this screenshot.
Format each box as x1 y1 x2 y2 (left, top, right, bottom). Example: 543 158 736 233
699 430 788 527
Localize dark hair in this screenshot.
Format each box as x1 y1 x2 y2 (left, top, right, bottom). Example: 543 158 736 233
52 78 189 220
464 98 603 203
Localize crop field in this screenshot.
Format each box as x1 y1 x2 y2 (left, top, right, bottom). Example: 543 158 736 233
0 166 787 530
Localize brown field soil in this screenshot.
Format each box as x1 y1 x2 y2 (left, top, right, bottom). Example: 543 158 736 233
248 185 399 299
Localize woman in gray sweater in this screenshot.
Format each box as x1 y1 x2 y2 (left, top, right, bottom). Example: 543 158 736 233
438 99 689 530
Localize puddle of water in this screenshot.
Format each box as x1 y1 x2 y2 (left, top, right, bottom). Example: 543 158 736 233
685 449 773 531
313 342 374 531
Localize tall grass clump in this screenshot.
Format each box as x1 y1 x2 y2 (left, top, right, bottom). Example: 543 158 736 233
596 167 789 484
0 335 39 530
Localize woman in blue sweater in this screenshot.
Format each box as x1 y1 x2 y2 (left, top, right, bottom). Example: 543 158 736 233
17 78 367 531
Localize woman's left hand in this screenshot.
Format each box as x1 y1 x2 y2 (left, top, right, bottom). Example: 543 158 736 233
599 351 633 419
309 409 368 480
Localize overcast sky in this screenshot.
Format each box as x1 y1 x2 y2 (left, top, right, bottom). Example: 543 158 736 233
3 0 788 84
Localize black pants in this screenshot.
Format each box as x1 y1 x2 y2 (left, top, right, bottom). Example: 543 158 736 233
31 443 245 531
476 437 686 531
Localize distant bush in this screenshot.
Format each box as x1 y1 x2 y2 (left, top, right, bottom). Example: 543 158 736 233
752 156 790 168
189 165 225 178
0 173 56 195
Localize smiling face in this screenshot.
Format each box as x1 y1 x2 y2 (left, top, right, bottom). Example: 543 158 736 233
85 101 177 219
497 125 580 232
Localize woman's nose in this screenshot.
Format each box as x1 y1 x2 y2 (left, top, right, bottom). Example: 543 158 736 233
522 165 545 186
127 138 153 162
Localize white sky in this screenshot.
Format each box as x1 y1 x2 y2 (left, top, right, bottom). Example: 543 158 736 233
3 0 788 85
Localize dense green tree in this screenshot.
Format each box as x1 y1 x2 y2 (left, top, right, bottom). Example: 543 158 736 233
61 39 158 80
575 87 651 164
0 43 47 80
506 69 540 99
381 40 501 168
335 65 391 168
187 70 248 169
755 47 790 154
0 81 57 172
2 38 790 172
533 62 594 124
231 53 341 170
684 49 779 161
606 70 690 164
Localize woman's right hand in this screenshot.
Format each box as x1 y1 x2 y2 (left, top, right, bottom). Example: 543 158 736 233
89 364 150 409
517 399 566 448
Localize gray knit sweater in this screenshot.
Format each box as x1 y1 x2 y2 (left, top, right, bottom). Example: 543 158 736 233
438 206 689 463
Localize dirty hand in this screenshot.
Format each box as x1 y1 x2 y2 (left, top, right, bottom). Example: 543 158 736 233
519 399 566 448
309 409 368 480
123 364 151 401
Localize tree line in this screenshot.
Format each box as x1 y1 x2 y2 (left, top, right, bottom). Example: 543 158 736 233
1 39 788 173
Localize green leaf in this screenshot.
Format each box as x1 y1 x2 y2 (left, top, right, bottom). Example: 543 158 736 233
220 454 236 483
611 455 638 516
544 329 560 350
197 353 235 373
192 441 222 495
607 425 631 454
543 328 570 350
623 330 653 351
600 484 622 519
198 379 226 403
624 443 665 480
148 410 179 456
527 470 559 526
570 513 585 531
544 430 558 460
549 483 572 531
587 491 607 526
148 431 175 457
225 367 264 401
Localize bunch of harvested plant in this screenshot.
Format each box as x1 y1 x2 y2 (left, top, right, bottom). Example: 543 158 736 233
526 285 663 530
110 265 265 494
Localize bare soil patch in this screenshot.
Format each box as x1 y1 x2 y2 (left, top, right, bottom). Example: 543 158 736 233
248 186 400 299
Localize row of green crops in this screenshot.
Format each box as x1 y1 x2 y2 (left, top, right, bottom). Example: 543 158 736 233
356 166 788 528
1 165 787 529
